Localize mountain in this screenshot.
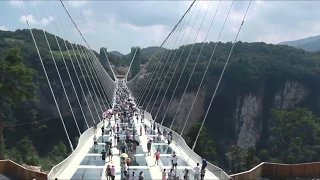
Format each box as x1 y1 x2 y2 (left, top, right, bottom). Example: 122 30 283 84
129 41 320 172
278 35 320 52
109 51 123 57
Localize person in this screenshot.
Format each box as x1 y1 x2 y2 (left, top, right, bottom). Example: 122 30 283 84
183 169 189 180
171 152 178 170
101 126 105 135
123 162 128 178
167 168 174 180
106 164 111 180
93 135 98 149
110 165 116 180
200 168 205 180
108 146 113 162
201 158 207 170
94 123 97 134
131 171 136 180
194 163 200 180
101 149 107 164
138 171 144 180
162 169 167 180
154 150 160 165
126 157 131 167
140 126 142 136
147 140 152 156
144 125 147 135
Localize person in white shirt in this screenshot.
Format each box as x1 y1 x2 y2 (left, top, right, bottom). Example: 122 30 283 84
193 163 200 180
171 152 178 170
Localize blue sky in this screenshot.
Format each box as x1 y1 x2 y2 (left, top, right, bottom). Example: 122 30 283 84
1 1 320 54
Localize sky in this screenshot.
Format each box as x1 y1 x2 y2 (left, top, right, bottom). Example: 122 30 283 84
1 1 320 55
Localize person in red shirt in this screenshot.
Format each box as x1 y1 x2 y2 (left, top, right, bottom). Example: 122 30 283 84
154 150 160 165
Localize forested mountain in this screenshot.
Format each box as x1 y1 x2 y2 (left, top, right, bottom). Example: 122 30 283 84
2 28 320 174
129 41 320 173
0 29 105 170
109 51 123 57
279 35 320 52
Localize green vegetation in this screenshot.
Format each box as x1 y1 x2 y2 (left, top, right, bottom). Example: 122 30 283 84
0 29 102 171
132 41 320 173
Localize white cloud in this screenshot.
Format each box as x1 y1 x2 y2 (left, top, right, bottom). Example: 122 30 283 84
8 0 20 7
19 15 55 26
0 26 7 31
68 1 89 8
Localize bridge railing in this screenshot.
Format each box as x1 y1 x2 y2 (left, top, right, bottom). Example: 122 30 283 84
47 122 101 179
230 162 320 180
144 111 230 180
0 160 47 180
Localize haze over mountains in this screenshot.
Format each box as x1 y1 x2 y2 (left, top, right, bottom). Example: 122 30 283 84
279 34 320 52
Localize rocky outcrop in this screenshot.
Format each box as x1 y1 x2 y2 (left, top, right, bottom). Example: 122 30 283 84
234 81 308 147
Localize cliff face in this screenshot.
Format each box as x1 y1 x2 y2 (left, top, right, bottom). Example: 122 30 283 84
235 81 308 147
146 80 311 154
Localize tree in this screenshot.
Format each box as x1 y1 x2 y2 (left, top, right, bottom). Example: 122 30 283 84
184 122 217 163
270 108 320 163
0 48 37 159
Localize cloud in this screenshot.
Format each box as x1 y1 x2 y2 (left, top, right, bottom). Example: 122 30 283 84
12 1 320 54
19 15 55 26
68 1 89 8
8 0 20 7
0 26 7 31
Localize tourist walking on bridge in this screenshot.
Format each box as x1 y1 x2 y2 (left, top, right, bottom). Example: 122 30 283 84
154 150 160 165
194 163 200 180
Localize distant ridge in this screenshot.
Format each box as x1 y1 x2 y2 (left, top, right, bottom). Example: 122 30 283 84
110 51 123 57
278 35 320 52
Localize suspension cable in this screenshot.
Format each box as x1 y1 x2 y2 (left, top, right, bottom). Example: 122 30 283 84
77 46 104 114
55 1 100 125
149 4 193 115
138 50 167 106
159 0 196 47
80 46 108 111
87 48 113 106
181 0 231 135
133 1 196 104
43 1 89 129
141 27 180 108
20 0 74 151
102 49 116 81
125 48 138 82
159 1 203 126
89 52 112 108
135 51 163 103
60 0 115 85
85 49 111 109
33 1 81 135
171 0 218 132
192 0 252 150
144 27 181 111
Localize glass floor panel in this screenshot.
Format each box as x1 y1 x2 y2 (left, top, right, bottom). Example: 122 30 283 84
80 156 107 166
98 136 110 143
88 145 106 154
121 169 152 180
120 155 148 166
153 145 173 154
160 156 188 166
71 168 103 180
173 169 195 179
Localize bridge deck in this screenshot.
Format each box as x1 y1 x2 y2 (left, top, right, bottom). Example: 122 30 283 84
52 81 220 180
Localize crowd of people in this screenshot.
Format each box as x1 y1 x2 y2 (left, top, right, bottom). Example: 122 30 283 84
90 79 207 180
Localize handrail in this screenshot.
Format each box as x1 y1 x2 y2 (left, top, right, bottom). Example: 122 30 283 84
143 111 230 180
0 159 47 180
47 120 103 179
230 162 320 180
